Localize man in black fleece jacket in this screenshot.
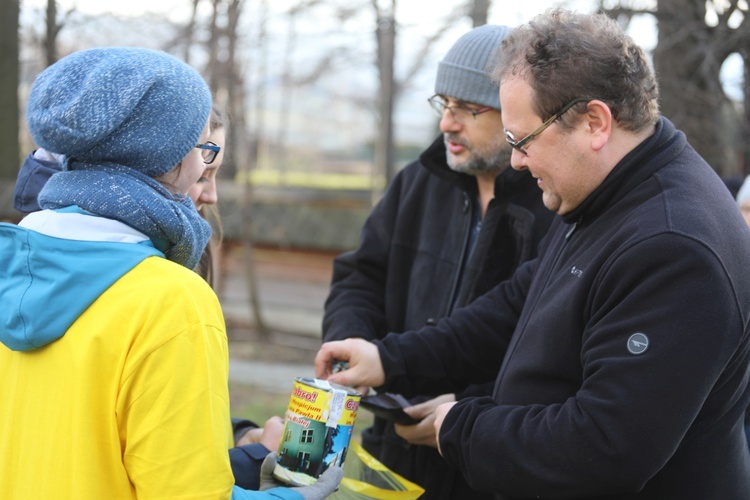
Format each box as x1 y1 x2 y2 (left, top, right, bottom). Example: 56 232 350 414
322 24 553 499
316 9 750 500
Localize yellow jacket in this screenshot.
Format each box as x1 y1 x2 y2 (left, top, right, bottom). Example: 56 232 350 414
0 255 239 498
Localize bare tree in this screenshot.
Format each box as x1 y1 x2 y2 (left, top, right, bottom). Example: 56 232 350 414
207 0 222 92
369 0 483 191
237 0 271 339
182 0 201 64
273 2 302 175
41 0 75 65
225 0 244 126
243 0 478 197
201 0 271 338
601 0 750 177
268 1 356 185
43 0 64 65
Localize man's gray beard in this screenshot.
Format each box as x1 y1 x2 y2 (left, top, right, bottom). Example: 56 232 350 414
446 140 512 176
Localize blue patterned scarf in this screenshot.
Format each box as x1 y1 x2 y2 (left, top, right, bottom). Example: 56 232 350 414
38 159 211 269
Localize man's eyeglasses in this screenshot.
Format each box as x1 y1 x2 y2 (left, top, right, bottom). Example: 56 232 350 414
504 98 591 155
428 94 493 124
195 141 221 164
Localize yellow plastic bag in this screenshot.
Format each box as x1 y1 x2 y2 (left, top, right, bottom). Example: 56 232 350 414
327 440 425 499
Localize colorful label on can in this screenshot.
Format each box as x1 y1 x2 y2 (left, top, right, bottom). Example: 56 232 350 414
273 377 360 486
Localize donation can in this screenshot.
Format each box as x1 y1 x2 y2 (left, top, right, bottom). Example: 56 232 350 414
273 377 361 486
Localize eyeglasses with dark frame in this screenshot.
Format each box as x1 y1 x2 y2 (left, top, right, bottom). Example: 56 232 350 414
427 94 493 124
504 98 592 155
195 141 221 164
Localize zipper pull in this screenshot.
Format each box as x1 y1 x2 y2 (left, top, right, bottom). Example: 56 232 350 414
565 221 578 240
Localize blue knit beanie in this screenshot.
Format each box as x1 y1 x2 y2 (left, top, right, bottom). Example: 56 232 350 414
29 47 213 269
435 25 513 111
27 46 211 177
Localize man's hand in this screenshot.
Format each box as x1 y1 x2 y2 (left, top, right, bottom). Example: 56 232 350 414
235 415 284 450
315 338 385 389
434 401 457 456
394 394 456 448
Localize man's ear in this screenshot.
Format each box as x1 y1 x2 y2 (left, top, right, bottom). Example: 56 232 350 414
585 100 612 151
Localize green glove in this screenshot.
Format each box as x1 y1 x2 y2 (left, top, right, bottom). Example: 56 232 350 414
260 452 344 500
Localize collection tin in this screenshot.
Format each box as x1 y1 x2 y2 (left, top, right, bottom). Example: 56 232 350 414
273 377 361 486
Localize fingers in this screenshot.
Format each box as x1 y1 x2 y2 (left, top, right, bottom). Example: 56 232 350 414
263 415 284 430
395 414 439 448
314 340 348 379
260 416 284 451
326 366 360 388
235 427 262 446
354 385 371 396
314 339 386 389
403 401 432 420
403 393 456 420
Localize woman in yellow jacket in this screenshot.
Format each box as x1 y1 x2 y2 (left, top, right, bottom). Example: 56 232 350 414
0 47 339 500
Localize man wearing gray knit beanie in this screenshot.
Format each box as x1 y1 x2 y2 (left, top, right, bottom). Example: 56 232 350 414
322 25 554 499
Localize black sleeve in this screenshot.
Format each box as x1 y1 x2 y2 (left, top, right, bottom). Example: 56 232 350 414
376 260 535 397
231 417 259 445
229 443 271 490
14 152 63 212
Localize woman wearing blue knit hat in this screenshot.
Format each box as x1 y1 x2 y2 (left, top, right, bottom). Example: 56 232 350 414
0 47 340 500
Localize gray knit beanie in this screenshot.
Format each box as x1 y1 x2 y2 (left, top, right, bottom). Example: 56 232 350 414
27 46 212 178
435 25 513 111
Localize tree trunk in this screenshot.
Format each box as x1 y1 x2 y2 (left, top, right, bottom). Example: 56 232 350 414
274 9 299 177
652 0 733 175
0 0 19 180
183 0 201 64
44 0 58 65
207 0 222 93
468 0 490 27
243 0 271 339
373 0 396 197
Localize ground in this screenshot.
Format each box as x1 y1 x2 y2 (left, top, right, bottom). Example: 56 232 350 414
217 243 374 437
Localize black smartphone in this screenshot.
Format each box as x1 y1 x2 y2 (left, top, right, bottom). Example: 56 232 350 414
359 392 420 425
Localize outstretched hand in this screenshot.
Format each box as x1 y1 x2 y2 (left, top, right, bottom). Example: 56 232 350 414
259 452 344 500
314 338 385 389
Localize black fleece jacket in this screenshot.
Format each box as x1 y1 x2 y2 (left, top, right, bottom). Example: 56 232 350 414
324 135 552 342
323 135 553 499
376 118 750 499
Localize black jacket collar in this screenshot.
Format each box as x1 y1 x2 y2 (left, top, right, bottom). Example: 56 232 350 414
563 117 686 225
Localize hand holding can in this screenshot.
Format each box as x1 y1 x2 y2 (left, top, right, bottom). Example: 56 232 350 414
273 377 361 486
